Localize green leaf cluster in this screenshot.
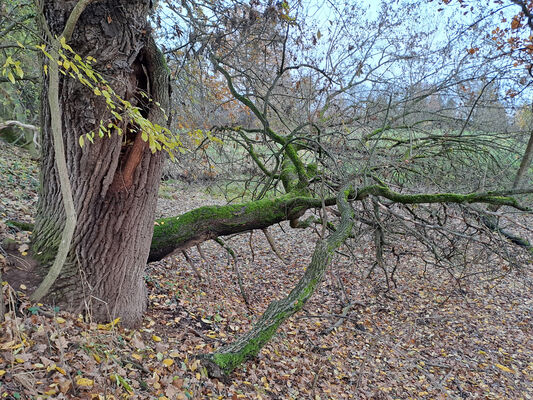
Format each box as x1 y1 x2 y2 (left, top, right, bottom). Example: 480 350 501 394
36 37 184 158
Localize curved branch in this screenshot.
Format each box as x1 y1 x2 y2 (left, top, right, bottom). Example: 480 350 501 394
210 56 309 188
199 184 355 376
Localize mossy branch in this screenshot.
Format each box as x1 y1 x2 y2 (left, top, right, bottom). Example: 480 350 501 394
199 185 355 376
149 193 323 261
210 56 308 188
351 185 532 211
18 184 530 264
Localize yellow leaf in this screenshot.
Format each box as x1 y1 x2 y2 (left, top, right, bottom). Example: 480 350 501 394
93 353 101 363
56 317 66 324
97 317 120 330
44 389 57 395
162 358 174 367
19 284 27 290
76 377 94 387
15 358 24 364
0 370 6 377
55 366 66 375
495 363 514 373
189 360 199 371
131 353 142 361
7 71 15 84
152 335 162 342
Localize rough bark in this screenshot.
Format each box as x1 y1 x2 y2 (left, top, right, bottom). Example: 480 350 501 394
31 0 170 326
199 186 355 377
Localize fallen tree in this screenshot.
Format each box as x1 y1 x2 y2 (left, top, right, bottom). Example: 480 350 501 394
199 185 355 376
3 0 532 381
149 185 532 261
9 186 532 261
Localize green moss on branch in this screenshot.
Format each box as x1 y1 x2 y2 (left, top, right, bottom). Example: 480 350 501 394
200 185 355 376
347 185 532 211
149 193 323 261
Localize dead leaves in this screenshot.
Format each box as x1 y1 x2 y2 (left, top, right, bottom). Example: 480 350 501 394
1 152 532 398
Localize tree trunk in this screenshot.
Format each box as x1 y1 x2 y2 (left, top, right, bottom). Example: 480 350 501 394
513 131 533 189
31 0 170 326
484 131 533 250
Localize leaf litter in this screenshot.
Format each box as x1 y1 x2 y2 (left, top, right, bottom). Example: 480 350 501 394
1 142 532 399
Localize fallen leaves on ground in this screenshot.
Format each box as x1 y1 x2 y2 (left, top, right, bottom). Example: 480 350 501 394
1 143 532 399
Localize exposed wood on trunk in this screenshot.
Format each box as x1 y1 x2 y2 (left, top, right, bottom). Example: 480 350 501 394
110 134 149 192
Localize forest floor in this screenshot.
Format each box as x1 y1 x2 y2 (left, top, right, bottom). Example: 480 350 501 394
1 140 532 400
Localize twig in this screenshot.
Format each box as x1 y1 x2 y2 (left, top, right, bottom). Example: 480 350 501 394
249 231 255 262
214 237 250 308
181 250 203 280
196 244 210 283
311 365 324 398
322 303 358 335
262 228 288 264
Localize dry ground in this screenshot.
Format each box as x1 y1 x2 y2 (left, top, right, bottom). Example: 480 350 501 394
1 141 532 399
